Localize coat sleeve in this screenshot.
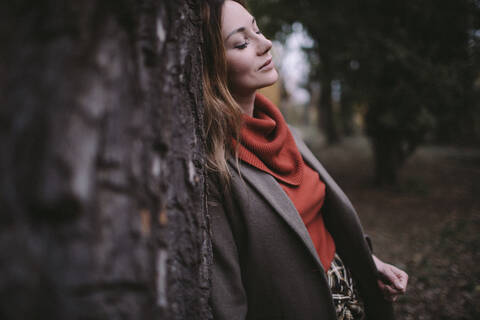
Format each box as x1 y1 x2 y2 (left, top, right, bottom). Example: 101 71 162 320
364 234 373 253
207 175 248 320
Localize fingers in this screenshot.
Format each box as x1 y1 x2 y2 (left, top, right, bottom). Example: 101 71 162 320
372 255 409 302
377 266 409 302
384 265 402 291
377 279 399 302
397 269 408 291
389 265 408 293
379 264 408 292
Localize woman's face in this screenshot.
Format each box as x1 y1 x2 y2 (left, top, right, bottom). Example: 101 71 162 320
221 0 278 96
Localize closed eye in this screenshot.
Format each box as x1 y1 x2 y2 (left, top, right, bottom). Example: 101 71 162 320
235 41 249 49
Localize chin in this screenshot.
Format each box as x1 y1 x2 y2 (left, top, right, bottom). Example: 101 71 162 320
258 69 279 89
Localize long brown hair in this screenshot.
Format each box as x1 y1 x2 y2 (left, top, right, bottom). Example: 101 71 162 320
201 0 246 182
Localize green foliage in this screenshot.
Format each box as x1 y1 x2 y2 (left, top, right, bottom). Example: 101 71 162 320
249 0 480 184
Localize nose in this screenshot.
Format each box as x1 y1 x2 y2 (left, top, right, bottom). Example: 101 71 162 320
257 35 272 56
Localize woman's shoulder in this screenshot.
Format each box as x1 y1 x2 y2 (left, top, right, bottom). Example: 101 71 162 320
206 167 235 201
206 172 225 210
206 168 222 191
287 124 304 142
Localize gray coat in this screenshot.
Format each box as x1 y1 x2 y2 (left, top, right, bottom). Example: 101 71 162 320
207 129 394 320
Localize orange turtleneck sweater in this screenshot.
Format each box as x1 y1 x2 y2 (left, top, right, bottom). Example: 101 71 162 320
235 93 336 271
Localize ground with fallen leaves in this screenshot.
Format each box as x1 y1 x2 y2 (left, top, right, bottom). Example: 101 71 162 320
310 135 480 320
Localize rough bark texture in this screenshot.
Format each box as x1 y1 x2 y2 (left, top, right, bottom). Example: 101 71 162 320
0 0 210 319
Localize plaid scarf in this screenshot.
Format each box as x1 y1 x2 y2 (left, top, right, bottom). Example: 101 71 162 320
327 254 366 320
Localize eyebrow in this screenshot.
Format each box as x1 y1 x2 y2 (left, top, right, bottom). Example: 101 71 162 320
225 17 256 41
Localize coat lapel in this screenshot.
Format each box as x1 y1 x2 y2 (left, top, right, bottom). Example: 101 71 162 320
289 128 370 265
289 127 357 215
228 158 324 270
226 126 359 273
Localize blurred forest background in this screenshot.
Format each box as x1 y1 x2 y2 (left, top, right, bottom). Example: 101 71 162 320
249 0 480 319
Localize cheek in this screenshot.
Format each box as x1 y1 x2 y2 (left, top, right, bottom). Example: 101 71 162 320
226 52 254 81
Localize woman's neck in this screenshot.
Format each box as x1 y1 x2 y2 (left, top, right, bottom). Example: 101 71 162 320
233 91 256 117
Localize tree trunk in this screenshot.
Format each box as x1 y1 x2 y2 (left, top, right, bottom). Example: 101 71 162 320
0 1 210 319
340 84 355 136
317 56 339 144
371 136 401 186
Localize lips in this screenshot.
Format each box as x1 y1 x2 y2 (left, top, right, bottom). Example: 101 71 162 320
259 57 273 70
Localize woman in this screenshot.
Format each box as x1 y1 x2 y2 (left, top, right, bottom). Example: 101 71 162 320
201 1 408 319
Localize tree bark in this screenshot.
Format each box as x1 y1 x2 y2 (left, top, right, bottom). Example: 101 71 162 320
0 0 210 319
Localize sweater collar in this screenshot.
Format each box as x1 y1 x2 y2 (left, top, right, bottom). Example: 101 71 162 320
236 93 304 186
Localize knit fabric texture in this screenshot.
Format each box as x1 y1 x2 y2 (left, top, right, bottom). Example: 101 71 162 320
236 93 336 271
236 93 304 186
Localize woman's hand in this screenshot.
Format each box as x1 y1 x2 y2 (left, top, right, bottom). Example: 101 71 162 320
372 255 408 302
